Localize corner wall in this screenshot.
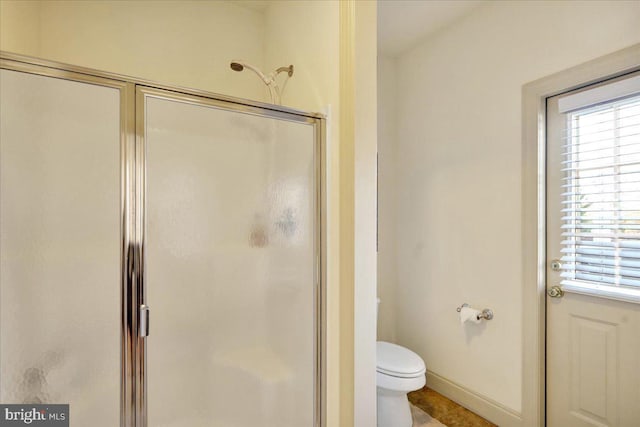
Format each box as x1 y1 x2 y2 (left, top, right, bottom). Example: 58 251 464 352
383 0 640 422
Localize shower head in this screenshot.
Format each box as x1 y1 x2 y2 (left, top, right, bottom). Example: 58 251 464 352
229 60 270 84
230 62 244 72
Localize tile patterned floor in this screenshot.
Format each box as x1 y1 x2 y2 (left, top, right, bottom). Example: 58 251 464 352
408 386 497 427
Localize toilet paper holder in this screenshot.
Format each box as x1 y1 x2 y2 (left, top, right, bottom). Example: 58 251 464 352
456 303 494 321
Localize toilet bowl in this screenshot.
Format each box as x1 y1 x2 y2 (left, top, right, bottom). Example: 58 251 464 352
376 341 426 427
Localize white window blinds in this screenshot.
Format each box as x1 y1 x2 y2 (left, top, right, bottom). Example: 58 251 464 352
559 88 640 290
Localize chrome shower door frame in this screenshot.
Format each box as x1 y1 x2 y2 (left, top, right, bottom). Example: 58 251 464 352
0 51 326 427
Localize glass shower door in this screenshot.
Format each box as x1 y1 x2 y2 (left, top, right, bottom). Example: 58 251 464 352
141 88 319 427
0 68 123 426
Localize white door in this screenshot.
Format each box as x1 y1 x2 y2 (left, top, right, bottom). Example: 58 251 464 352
546 74 640 427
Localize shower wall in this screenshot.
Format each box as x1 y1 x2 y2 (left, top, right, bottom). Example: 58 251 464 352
263 1 340 113
0 0 266 101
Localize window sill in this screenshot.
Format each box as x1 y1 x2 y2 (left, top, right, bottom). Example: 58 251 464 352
560 280 640 304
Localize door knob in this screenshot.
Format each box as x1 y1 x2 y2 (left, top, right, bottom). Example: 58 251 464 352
547 286 564 298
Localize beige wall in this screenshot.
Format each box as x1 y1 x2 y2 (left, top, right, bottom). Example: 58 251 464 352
1 0 266 101
376 54 397 343
380 0 640 420
264 0 339 113
0 1 40 55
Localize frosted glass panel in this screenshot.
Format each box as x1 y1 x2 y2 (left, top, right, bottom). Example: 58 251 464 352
0 70 121 425
145 96 316 427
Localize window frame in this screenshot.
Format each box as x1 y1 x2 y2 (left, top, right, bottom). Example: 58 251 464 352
546 72 640 304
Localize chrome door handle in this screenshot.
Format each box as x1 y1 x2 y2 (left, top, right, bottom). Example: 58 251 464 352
140 304 149 337
547 286 564 298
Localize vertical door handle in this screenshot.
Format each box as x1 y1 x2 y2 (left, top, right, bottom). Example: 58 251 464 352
140 304 149 337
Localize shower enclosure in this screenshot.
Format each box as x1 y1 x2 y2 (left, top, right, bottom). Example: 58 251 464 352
0 52 325 427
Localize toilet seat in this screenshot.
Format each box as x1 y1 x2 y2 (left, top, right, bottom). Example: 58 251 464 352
376 342 425 378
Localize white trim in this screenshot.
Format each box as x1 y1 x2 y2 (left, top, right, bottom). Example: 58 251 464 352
558 74 640 113
426 370 522 427
522 43 640 427
353 2 378 427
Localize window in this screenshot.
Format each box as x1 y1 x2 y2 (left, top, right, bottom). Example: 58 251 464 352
552 74 640 299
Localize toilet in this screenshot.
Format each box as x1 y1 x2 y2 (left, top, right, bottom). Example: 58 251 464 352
376 299 426 427
376 341 426 427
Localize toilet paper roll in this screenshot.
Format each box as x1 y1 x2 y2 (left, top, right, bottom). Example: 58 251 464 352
459 306 482 324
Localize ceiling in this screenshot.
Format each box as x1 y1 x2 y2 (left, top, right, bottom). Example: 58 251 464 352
378 0 485 57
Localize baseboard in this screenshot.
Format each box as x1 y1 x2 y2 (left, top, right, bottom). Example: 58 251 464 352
426 370 523 427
